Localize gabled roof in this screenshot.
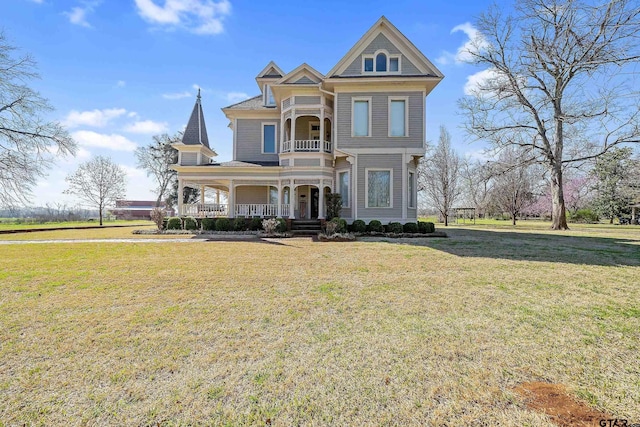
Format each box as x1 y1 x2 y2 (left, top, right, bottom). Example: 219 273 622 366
275 63 324 85
182 90 210 149
327 16 444 79
223 95 270 110
256 61 285 79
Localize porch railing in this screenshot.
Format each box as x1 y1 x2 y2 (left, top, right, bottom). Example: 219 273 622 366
281 140 332 153
181 204 228 217
181 203 291 218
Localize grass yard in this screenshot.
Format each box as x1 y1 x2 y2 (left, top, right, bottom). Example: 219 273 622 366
0 226 639 425
0 219 153 231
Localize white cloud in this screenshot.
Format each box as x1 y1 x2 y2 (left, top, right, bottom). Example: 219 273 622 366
225 92 249 103
127 111 139 118
162 91 192 100
64 2 100 28
116 80 126 88
120 165 157 200
72 130 138 152
123 120 169 134
464 68 499 96
63 108 127 128
29 0 44 4
436 22 488 66
134 0 231 35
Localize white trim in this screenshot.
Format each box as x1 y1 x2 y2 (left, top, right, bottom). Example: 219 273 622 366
261 122 278 154
338 147 425 155
402 158 407 219
233 118 238 160
388 96 409 137
365 168 393 209
362 49 402 75
351 96 372 137
408 170 416 209
336 168 351 208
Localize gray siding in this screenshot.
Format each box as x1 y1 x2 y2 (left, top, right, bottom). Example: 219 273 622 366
236 119 280 162
236 186 268 204
181 152 198 166
336 92 424 149
294 158 321 167
357 154 403 219
340 33 421 76
295 96 321 105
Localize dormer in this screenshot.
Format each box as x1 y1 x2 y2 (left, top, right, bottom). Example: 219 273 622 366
172 90 217 166
255 61 285 108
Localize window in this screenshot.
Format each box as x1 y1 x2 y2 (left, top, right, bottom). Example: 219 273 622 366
408 171 415 208
389 57 399 72
352 99 370 137
262 123 276 153
389 98 407 137
338 171 349 207
264 85 275 106
367 169 392 208
376 53 387 72
364 57 373 72
283 187 290 205
269 186 278 205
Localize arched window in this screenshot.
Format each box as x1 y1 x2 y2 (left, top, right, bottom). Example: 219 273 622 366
375 53 387 72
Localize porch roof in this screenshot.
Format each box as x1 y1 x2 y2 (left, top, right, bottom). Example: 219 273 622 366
210 160 280 167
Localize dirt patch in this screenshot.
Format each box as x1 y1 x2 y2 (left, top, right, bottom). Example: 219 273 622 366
515 382 612 427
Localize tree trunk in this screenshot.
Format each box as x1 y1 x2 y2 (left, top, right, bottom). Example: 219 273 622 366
550 164 569 230
444 213 448 226
99 210 103 226
512 215 516 226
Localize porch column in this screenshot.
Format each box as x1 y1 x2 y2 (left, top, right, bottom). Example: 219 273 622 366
228 180 235 218
277 182 282 217
216 189 220 205
289 184 295 219
178 178 184 216
290 110 296 153
200 185 205 206
318 181 325 220
319 109 325 151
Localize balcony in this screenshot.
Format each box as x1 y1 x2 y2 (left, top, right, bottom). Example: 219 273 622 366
281 140 332 153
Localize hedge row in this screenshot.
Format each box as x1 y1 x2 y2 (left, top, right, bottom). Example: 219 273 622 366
346 219 435 234
164 216 284 232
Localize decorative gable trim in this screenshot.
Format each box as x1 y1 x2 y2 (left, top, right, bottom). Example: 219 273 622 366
256 61 285 78
327 16 443 79
276 63 324 85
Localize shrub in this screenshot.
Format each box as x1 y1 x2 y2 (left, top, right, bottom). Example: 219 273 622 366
418 221 435 233
201 218 217 231
325 221 338 235
403 222 418 233
367 219 384 233
150 208 166 230
325 193 343 220
275 218 287 233
249 217 263 231
166 217 182 230
233 216 246 231
329 217 347 233
262 218 279 234
183 217 197 230
215 218 231 231
569 209 600 223
351 219 366 233
388 222 403 234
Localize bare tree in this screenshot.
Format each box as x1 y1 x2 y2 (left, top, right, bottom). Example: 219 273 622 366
459 159 493 217
64 156 127 225
418 126 462 226
135 133 180 207
459 0 640 229
0 31 76 207
487 148 537 225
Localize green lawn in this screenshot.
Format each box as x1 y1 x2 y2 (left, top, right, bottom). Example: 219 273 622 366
0 219 153 231
0 225 638 425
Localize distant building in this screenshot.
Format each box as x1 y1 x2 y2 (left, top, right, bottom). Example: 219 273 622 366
110 200 174 220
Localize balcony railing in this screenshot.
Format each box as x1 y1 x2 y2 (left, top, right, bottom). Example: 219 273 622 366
281 140 332 153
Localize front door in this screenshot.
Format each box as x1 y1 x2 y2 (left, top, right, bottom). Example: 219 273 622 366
311 187 319 219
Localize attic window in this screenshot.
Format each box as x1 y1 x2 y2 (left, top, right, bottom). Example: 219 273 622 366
362 51 401 74
264 84 275 107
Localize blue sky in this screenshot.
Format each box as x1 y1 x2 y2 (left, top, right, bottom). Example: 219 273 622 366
6 0 500 207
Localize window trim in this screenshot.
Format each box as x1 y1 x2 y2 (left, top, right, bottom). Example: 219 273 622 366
261 122 278 154
337 169 350 208
388 96 409 137
408 170 416 209
351 96 372 137
365 168 394 209
263 84 275 107
362 50 402 74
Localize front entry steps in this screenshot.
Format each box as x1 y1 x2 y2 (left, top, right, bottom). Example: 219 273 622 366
290 219 322 236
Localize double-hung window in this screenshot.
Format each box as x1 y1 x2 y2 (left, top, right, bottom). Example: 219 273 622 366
262 123 276 153
352 98 370 137
264 85 275 106
389 98 407 137
338 171 349 207
367 169 392 208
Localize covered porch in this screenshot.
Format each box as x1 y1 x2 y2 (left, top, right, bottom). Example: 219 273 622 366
178 179 332 220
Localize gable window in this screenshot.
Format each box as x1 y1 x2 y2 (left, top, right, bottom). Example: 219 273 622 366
408 171 415 208
262 123 276 153
338 171 350 207
367 169 392 208
264 84 275 106
364 57 373 72
352 98 371 137
390 57 399 72
389 98 408 137
376 53 387 72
